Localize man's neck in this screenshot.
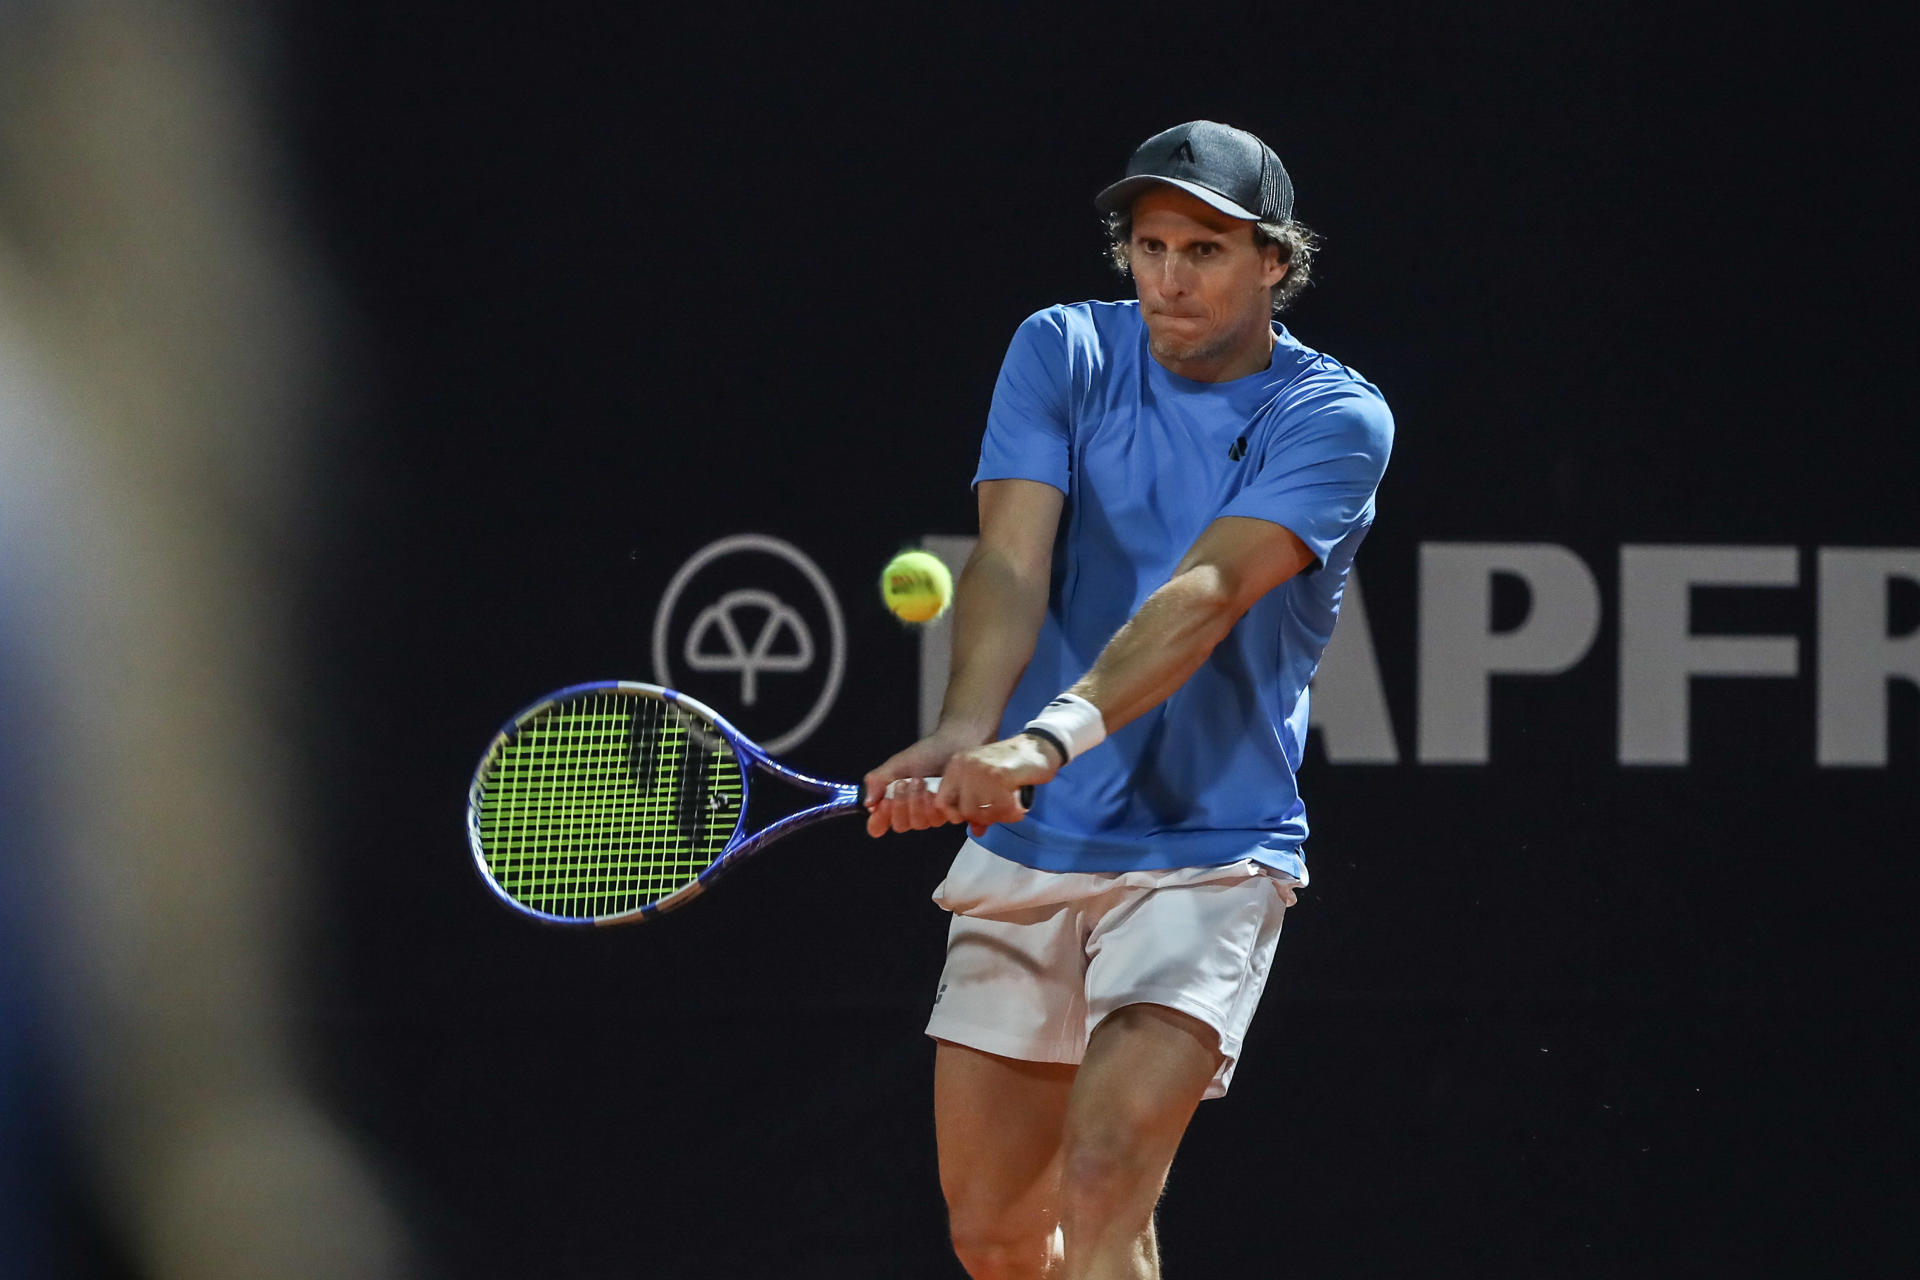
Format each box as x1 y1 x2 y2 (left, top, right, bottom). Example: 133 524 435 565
1154 326 1276 383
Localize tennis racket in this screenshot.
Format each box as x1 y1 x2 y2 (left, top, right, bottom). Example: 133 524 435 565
467 680 1030 925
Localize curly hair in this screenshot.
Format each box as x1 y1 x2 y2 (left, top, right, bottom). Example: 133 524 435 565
1104 211 1320 314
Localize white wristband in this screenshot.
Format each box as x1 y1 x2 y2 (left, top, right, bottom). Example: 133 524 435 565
1023 693 1107 764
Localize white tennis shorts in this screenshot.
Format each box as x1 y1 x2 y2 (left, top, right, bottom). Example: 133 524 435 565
924 839 1299 1099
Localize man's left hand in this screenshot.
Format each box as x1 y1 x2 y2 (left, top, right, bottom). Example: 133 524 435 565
935 733 1060 837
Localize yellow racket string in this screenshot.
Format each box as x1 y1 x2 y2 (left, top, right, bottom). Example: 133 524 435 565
475 692 743 918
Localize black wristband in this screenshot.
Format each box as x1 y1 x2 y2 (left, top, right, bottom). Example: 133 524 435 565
1020 726 1069 766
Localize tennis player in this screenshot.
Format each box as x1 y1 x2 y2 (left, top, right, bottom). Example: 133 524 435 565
865 120 1392 1280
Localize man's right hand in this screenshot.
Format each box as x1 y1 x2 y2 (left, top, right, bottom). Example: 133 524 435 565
862 730 985 837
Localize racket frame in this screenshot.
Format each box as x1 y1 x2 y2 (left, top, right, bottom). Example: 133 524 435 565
466 680 861 926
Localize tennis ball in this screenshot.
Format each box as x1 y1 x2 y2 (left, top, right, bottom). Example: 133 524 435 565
881 550 952 624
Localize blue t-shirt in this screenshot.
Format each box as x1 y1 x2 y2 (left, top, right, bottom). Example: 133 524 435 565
972 300 1393 880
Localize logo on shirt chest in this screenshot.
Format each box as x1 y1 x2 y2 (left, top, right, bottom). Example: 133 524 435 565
1228 434 1249 462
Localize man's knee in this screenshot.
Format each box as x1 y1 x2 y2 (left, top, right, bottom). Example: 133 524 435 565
1058 1120 1159 1221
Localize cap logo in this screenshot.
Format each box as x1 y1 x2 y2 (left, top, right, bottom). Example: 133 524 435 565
1172 139 1196 164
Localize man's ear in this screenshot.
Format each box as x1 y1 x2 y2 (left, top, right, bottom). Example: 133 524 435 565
1264 242 1289 289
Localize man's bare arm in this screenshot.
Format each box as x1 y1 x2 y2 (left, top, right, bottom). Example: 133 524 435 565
862 479 1062 833
933 479 1063 740
1068 515 1313 732
933 515 1314 823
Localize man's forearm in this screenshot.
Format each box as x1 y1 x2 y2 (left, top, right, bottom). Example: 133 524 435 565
924 565 1236 815
1057 517 1313 739
936 544 1052 741
1067 566 1239 734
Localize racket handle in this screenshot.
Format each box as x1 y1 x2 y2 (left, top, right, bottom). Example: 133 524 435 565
886 776 1034 810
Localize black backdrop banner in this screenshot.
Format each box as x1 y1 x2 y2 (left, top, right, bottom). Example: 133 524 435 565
273 4 1915 1276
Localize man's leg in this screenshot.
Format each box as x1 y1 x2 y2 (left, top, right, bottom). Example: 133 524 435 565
936 1040 1077 1280
1057 1004 1222 1280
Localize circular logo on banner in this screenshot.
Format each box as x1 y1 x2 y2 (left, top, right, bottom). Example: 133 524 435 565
652 534 845 753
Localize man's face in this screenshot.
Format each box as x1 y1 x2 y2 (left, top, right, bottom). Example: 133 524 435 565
1129 185 1286 381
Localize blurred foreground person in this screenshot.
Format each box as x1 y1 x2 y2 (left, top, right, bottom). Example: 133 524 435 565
0 5 407 1276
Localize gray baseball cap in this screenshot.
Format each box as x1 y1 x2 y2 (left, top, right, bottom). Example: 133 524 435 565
1094 120 1294 223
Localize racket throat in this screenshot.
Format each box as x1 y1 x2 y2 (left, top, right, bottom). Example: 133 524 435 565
731 782 863 859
